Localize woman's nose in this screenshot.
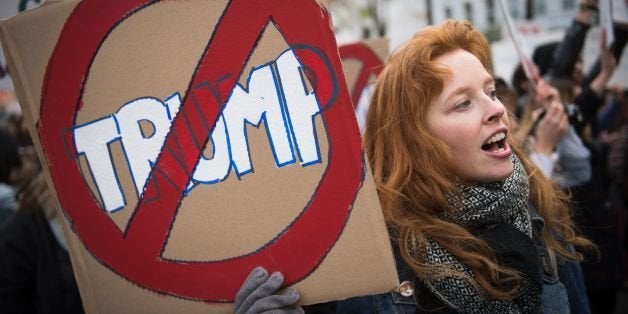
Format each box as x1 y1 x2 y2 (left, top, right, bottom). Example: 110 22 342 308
484 98 505 124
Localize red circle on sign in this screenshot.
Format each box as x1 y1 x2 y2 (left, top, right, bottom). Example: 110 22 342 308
38 0 363 302
339 42 384 106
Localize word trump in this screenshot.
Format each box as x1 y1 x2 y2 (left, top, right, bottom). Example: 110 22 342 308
73 49 323 212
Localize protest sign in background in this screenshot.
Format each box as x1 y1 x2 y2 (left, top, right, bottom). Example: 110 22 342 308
339 38 388 133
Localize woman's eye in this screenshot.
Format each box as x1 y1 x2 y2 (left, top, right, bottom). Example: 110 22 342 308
455 100 471 110
488 89 497 100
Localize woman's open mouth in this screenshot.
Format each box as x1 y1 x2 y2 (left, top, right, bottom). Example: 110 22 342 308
481 131 507 153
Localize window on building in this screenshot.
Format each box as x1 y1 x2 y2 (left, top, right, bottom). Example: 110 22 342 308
535 0 546 16
509 0 520 19
486 0 495 24
464 2 474 22
562 0 576 10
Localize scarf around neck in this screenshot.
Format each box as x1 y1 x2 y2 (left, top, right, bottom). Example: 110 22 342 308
443 153 532 237
417 154 541 313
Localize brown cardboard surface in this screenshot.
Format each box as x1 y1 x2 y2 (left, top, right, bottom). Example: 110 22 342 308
0 0 398 312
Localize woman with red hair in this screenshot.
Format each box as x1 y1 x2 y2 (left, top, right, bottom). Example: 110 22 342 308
350 19 593 313
235 20 594 313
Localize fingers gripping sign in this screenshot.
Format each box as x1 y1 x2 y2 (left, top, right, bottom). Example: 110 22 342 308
234 267 303 314
39 0 362 302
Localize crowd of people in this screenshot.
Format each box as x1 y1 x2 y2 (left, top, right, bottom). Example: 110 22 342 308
0 100 83 313
0 1 627 313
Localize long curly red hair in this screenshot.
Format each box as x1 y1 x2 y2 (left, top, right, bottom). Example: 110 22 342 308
364 20 593 299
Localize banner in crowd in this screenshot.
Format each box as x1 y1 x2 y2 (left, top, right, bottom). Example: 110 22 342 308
339 38 388 132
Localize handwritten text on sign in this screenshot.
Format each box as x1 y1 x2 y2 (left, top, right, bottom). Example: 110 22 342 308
73 49 322 212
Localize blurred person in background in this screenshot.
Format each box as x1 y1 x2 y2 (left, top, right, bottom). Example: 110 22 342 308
516 1 627 310
0 145 83 313
0 129 20 226
516 79 592 190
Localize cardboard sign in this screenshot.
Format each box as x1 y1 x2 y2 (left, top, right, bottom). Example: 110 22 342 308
339 38 388 132
0 0 398 312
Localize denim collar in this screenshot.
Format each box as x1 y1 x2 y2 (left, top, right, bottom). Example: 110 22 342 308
527 202 545 232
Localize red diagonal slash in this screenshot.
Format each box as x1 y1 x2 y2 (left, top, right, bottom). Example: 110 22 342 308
39 0 362 301
339 42 384 106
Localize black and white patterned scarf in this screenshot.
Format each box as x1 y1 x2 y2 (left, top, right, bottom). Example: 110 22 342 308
417 154 541 313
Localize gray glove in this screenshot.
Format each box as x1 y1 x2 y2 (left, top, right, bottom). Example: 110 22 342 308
233 267 304 314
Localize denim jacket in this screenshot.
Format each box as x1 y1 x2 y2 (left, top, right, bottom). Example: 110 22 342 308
328 207 590 314
530 206 591 314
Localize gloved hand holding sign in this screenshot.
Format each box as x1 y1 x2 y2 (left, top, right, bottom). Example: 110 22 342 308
234 267 304 314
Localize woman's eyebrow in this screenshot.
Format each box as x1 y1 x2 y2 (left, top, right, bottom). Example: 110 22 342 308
444 86 472 104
